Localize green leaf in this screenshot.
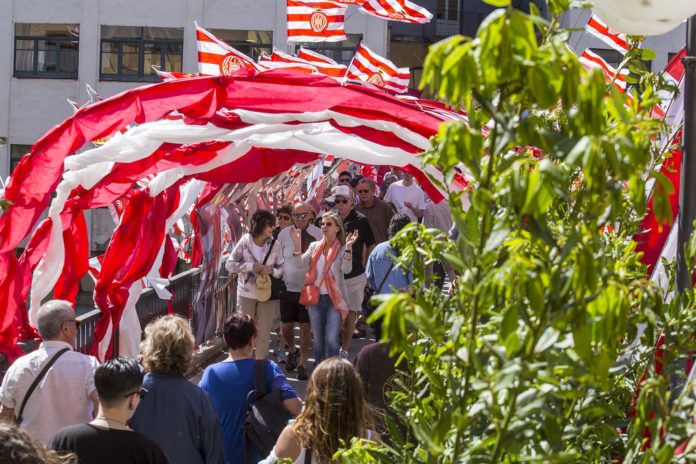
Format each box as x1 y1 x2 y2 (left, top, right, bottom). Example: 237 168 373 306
483 0 511 6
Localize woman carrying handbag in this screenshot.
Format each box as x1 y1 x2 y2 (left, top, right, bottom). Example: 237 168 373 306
226 210 284 359
291 211 358 365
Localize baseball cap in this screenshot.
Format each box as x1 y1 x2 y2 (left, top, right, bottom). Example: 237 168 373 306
328 184 352 202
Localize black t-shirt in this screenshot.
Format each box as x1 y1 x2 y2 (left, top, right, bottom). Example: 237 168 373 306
49 423 170 464
343 209 375 279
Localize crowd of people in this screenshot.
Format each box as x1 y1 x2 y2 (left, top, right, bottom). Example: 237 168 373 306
0 167 451 464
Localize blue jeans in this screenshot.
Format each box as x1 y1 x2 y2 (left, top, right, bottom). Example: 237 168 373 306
308 295 341 364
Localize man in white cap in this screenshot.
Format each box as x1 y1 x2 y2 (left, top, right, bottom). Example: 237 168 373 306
330 184 375 357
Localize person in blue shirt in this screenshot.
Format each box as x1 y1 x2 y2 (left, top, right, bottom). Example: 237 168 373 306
199 313 302 464
365 214 413 340
130 315 224 464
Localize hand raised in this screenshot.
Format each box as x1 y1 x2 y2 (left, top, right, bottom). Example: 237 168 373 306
345 230 359 248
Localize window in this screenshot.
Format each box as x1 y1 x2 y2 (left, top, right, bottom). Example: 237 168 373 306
100 26 183 82
208 29 273 61
300 34 362 65
592 48 623 68
14 24 79 78
10 144 32 175
437 0 459 21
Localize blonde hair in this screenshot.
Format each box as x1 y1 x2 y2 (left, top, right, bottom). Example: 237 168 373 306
140 315 194 376
292 358 373 462
321 211 346 245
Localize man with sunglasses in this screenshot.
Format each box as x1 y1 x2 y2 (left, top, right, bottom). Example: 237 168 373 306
330 185 375 356
356 177 394 245
338 170 353 185
0 300 99 444
50 357 169 464
277 202 322 380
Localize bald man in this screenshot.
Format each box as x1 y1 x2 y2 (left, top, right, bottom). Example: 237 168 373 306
276 202 322 380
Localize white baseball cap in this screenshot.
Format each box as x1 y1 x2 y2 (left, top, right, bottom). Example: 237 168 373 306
328 185 352 202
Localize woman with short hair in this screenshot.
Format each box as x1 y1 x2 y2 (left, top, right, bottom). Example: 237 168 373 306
129 315 224 464
260 357 380 463
199 313 302 464
226 209 284 359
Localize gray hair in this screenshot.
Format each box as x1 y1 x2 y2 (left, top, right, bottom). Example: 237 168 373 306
36 300 75 340
356 177 376 190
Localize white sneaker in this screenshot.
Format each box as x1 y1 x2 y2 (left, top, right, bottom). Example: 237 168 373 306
339 349 348 359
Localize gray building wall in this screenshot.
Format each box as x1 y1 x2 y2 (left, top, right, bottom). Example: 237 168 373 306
0 0 388 182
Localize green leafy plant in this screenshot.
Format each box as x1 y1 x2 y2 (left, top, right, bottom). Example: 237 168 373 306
338 1 696 462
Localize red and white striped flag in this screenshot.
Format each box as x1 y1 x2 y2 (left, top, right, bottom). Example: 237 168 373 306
195 23 260 76
585 15 629 54
579 49 629 92
258 50 323 75
359 0 432 24
298 47 347 78
287 0 348 43
259 49 347 80
345 42 410 93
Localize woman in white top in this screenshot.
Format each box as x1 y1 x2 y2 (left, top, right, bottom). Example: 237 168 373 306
260 357 380 463
291 211 358 364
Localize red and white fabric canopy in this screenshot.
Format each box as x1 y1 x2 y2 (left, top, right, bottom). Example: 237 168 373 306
0 70 454 362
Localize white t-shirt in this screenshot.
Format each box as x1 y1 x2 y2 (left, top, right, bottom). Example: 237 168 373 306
0 340 98 443
278 225 323 292
384 180 426 222
250 241 266 264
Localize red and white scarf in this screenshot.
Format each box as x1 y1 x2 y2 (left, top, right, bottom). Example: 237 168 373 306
306 238 349 320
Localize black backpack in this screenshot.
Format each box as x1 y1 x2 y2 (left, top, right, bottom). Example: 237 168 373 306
243 360 294 464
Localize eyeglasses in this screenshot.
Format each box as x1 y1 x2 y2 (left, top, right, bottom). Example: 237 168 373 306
339 178 351 183
357 190 371 194
293 213 309 220
277 214 291 221
334 198 349 205
65 319 81 329
123 387 148 399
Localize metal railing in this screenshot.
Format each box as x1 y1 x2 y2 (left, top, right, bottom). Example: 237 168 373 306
0 265 235 380
75 267 204 357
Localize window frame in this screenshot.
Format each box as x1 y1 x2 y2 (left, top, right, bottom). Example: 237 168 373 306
99 29 183 82
14 33 79 79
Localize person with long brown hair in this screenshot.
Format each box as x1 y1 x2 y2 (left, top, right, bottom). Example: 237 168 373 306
259 358 380 463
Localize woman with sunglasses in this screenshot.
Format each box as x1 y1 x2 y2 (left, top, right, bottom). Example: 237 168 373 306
271 204 295 363
129 316 224 464
291 211 359 364
50 357 169 464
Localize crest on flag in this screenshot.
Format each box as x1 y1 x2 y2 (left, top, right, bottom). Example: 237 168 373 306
310 8 329 33
220 54 246 77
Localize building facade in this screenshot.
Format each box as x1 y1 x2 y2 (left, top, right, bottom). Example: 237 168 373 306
0 0 388 182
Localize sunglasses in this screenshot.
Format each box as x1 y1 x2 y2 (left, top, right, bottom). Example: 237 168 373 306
123 387 148 399
334 198 349 205
357 189 371 194
293 213 309 219
339 178 351 183
321 222 335 227
277 214 291 221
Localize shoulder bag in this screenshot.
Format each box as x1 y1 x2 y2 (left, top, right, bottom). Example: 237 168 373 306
14 347 70 425
243 360 294 464
261 237 287 301
363 262 395 319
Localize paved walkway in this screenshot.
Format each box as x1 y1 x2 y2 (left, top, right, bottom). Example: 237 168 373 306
189 329 376 399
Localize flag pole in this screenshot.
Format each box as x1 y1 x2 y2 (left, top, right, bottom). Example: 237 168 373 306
676 15 696 292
